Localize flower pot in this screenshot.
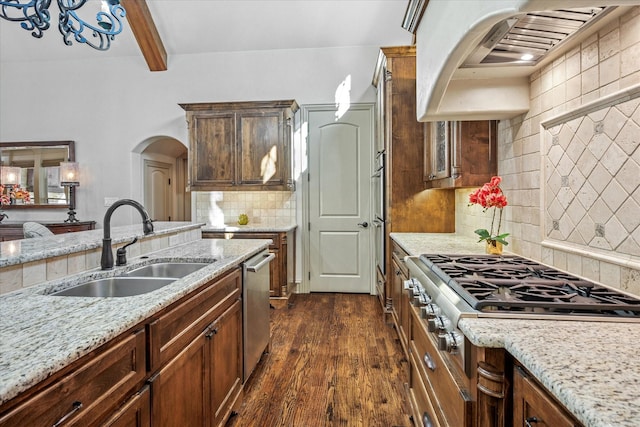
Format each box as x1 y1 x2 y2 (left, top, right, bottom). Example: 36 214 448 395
485 240 503 255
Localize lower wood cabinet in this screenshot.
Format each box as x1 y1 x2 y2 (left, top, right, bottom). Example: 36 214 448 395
513 364 580 427
0 268 245 427
203 229 295 298
0 329 146 427
148 268 243 427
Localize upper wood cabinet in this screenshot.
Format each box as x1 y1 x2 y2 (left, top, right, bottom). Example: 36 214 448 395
424 120 498 188
180 100 299 191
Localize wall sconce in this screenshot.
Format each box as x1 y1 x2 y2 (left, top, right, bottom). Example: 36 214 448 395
60 162 80 223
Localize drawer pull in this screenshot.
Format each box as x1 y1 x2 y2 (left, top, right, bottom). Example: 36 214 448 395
423 411 435 427
52 401 82 427
205 326 219 338
423 352 436 371
525 417 539 427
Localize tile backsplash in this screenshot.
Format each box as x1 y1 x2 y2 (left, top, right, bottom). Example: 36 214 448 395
456 7 640 296
194 191 296 227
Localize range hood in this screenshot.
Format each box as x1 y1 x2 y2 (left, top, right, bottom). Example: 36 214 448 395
413 0 637 121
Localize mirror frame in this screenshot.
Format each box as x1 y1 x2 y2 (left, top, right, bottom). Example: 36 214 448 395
0 140 75 209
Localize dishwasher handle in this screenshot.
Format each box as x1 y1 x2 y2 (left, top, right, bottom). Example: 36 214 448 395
246 253 276 272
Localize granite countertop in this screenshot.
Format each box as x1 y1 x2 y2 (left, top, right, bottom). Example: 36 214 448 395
390 232 640 427
0 237 270 405
0 221 204 268
202 222 297 233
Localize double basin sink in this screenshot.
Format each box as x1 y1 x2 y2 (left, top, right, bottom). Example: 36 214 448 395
51 262 210 298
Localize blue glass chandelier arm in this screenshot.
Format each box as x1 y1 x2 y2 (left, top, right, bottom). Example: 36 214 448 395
0 0 52 38
57 0 125 51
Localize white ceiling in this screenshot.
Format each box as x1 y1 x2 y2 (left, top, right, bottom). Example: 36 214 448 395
0 0 414 64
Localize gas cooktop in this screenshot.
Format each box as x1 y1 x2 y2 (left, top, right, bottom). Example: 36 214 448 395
419 254 640 318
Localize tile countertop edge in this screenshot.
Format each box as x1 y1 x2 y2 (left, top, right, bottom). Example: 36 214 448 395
0 238 269 405
0 222 205 268
202 223 298 233
392 232 640 427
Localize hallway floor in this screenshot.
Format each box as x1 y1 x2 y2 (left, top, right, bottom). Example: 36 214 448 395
225 293 411 427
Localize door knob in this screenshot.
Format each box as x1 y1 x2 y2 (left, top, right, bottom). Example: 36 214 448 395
357 222 369 228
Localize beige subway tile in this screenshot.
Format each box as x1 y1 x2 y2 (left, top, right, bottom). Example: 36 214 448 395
0 265 23 294
621 43 640 78
581 65 600 94
22 261 46 287
566 50 581 78
67 252 86 275
600 53 621 86
566 75 581 101
598 27 620 61
581 40 599 70
620 11 640 49
600 261 621 288
46 256 68 281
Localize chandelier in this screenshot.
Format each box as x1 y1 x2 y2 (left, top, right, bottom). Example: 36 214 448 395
0 0 126 51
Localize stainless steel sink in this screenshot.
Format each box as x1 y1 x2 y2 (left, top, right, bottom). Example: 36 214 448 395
51 277 176 297
123 262 209 278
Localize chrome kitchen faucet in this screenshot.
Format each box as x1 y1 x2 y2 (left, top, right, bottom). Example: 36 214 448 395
101 199 154 270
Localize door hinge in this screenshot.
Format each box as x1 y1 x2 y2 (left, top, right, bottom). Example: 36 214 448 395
168 178 171 185
308 222 311 231
308 271 311 280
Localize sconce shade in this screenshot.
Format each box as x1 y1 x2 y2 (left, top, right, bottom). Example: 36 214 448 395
1 166 21 185
60 162 80 186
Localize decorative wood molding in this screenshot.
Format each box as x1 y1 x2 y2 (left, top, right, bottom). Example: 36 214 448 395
121 0 167 71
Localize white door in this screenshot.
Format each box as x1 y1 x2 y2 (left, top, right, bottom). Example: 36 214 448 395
144 160 172 221
307 104 373 293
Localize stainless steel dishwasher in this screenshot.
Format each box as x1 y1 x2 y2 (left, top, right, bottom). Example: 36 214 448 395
243 250 275 382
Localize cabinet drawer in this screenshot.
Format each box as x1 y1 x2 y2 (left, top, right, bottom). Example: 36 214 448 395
0 329 146 427
409 350 442 427
391 242 409 277
410 307 472 427
148 268 241 372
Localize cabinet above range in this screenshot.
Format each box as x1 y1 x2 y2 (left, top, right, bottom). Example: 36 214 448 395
180 100 298 191
424 119 497 189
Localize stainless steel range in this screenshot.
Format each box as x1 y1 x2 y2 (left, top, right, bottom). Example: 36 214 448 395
405 253 640 372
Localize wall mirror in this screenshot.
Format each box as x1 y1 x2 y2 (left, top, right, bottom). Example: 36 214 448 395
0 141 75 209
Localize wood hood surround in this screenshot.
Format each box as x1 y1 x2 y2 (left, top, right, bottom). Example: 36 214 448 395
412 0 637 121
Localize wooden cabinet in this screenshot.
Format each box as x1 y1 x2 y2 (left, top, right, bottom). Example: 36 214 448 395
408 305 473 427
0 220 96 241
424 120 498 188
148 268 243 427
180 100 298 191
391 242 410 358
102 386 151 427
372 47 455 316
203 229 296 299
0 329 146 427
513 364 580 427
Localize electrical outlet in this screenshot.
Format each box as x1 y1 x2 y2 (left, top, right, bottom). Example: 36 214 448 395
104 197 119 207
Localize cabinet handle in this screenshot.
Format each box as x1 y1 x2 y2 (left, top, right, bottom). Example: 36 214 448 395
423 352 436 371
525 417 539 427
205 326 219 338
52 401 82 427
423 411 435 427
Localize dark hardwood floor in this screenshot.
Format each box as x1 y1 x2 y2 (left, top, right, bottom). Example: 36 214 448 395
225 293 411 427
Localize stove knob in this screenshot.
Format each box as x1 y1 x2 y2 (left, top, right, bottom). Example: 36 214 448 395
421 303 441 319
427 315 451 333
438 331 463 353
413 291 431 306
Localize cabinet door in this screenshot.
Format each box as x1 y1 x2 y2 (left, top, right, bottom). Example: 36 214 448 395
237 109 289 187
513 366 577 427
190 112 236 188
428 121 451 181
102 385 150 427
150 331 211 427
210 299 243 427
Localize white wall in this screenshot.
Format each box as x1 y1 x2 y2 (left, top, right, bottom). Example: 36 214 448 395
0 46 380 227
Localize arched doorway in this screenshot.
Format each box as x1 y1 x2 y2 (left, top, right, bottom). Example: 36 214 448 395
133 136 189 222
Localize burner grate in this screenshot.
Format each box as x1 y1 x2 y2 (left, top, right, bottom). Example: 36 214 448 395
419 254 640 318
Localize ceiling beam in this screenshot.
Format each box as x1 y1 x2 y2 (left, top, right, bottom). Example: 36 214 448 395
121 0 167 71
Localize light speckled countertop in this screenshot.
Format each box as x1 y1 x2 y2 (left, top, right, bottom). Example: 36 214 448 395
0 237 270 405
391 232 640 427
0 221 203 268
202 222 297 233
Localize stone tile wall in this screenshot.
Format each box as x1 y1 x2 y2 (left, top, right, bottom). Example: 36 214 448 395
456 7 640 296
194 191 296 227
